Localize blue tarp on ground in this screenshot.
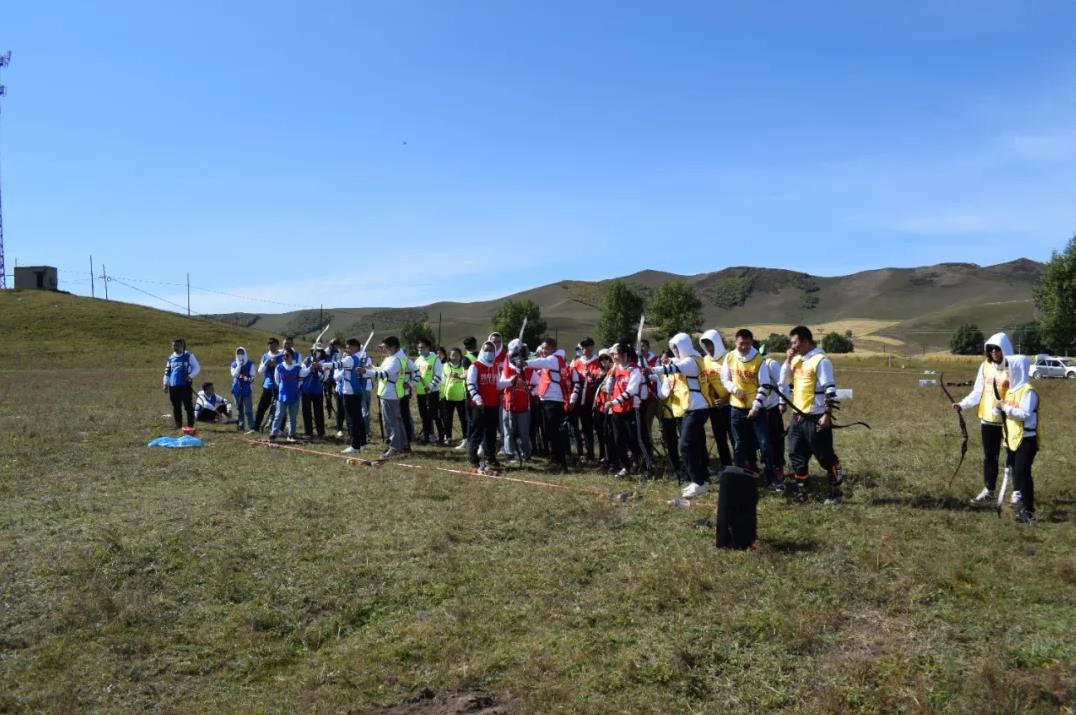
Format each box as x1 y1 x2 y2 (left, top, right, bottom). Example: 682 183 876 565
148 435 204 448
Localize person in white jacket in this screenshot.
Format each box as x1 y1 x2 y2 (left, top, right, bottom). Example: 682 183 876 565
359 336 410 458
645 332 714 498
953 331 1014 504
524 337 572 473
995 354 1040 524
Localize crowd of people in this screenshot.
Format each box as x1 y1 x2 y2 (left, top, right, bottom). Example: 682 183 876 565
162 326 1040 520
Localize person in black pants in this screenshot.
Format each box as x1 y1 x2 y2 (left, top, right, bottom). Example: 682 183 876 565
301 350 327 439
163 338 200 429
253 337 282 431
524 337 571 473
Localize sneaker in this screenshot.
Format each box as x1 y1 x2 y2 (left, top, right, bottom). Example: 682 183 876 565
824 488 843 505
455 439 468 451
285 437 297 443
681 482 709 498
970 488 995 504
789 481 810 503
380 448 401 460
477 444 485 457
770 480 786 494
1015 509 1036 525
616 467 630 478
335 430 344 438
244 430 256 435
1010 490 1022 505
341 446 358 454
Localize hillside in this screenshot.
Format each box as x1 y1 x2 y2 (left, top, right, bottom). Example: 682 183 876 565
0 290 271 367
208 259 1042 354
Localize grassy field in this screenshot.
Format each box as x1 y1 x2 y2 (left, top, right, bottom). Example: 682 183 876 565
1 293 1074 713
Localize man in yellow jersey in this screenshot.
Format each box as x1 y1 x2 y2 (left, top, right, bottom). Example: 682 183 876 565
721 329 780 491
779 325 844 504
995 355 1040 524
953 332 1013 505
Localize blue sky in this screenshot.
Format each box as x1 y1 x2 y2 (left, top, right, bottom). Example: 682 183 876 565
3 1 1075 314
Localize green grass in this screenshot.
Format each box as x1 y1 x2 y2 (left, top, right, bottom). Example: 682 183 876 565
0 292 1073 712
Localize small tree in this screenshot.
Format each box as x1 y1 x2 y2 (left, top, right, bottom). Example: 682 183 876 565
1033 235 1076 355
822 331 854 354
400 320 437 353
1012 321 1045 355
597 280 645 346
490 299 547 349
648 280 703 340
763 332 791 354
950 323 985 355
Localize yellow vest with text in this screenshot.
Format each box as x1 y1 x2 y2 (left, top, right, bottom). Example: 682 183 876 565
377 356 408 399
977 361 1009 424
724 352 763 410
1002 383 1039 451
702 354 730 400
791 352 827 414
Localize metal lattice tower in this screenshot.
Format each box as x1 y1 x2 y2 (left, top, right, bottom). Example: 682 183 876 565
0 51 10 289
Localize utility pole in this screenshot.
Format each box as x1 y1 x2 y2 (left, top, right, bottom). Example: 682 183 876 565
89 255 95 297
102 264 109 300
186 272 191 316
0 51 12 290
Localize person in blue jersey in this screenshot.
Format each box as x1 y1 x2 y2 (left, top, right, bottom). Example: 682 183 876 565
254 337 283 431
326 338 346 438
270 348 311 442
230 347 256 433
195 382 234 422
163 338 201 430
323 337 369 454
301 348 328 440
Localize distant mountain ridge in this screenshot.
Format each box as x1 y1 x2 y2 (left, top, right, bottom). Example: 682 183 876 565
208 259 1043 354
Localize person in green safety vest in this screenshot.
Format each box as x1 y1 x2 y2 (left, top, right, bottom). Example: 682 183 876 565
415 340 444 445
440 347 468 445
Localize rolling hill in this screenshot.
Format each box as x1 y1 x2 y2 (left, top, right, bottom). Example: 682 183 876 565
207 259 1043 355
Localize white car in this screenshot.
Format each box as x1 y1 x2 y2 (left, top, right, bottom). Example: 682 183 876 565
1029 355 1076 379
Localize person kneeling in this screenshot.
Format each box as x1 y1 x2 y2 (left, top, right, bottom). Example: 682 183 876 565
196 382 235 423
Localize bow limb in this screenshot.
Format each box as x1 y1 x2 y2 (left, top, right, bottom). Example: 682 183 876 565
939 373 969 487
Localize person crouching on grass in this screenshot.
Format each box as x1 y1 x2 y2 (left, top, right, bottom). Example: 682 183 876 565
163 338 200 431
996 355 1040 524
270 348 310 442
195 382 234 423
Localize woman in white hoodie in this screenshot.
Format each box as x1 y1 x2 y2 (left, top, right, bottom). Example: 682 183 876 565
230 347 256 432
699 328 734 470
646 333 717 499
954 332 1014 504
996 354 1040 524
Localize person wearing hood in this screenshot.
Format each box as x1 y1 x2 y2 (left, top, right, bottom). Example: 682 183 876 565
645 332 718 498
358 335 410 458
954 332 1014 504
779 326 844 504
525 336 572 473
699 328 734 470
466 340 502 473
721 329 780 491
230 346 256 432
499 338 533 462
996 355 1040 524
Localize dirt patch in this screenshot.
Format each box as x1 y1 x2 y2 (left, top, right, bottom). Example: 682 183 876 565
363 689 517 715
